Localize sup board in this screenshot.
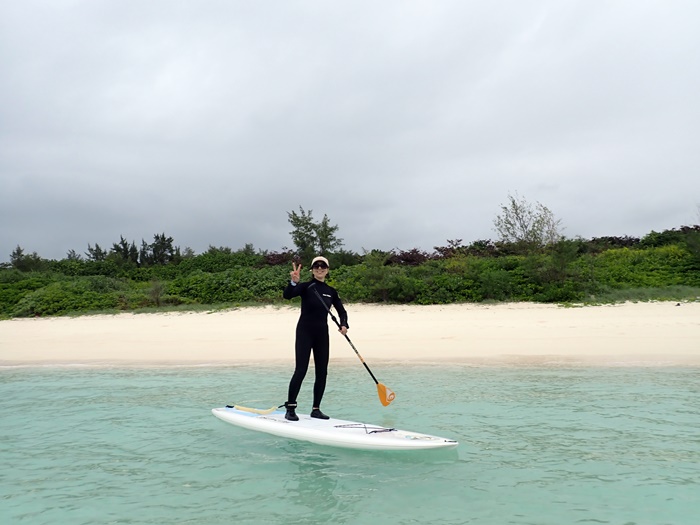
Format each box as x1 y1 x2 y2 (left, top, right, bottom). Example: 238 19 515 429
212 406 458 451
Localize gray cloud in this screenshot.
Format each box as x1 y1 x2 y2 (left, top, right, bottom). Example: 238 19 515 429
1 1 699 261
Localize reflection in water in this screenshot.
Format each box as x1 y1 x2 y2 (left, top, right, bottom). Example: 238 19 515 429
275 439 460 524
283 445 345 523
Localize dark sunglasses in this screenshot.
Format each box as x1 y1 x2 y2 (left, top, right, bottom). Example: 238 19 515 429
312 262 328 269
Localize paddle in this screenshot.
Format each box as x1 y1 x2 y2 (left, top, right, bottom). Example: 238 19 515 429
225 404 279 414
311 286 395 407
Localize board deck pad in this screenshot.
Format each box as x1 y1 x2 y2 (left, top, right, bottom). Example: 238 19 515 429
212 406 458 450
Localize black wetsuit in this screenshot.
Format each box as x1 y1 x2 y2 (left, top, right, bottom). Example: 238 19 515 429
283 278 349 408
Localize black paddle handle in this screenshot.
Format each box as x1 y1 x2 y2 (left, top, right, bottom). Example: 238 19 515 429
311 286 381 386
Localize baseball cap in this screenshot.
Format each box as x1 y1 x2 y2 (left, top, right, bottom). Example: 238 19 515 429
311 256 329 268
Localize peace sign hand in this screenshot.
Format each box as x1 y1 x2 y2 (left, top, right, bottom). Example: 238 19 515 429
290 262 302 283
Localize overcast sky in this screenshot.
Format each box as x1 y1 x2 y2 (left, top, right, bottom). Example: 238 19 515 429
1 1 699 262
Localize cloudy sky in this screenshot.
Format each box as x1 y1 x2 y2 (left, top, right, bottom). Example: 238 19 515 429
1 1 698 262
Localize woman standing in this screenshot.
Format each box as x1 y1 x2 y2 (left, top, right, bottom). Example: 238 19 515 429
282 256 348 421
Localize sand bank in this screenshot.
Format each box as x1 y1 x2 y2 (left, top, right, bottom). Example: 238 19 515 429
1 302 698 366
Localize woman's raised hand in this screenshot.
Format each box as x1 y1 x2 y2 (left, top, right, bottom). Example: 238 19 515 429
290 262 302 283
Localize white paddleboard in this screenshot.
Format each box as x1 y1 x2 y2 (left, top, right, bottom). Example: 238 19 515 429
212 406 458 451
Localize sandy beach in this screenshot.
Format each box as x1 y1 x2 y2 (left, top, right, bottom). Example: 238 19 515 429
1 302 698 366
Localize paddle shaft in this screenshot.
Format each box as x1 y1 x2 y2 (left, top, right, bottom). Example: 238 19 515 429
311 287 381 386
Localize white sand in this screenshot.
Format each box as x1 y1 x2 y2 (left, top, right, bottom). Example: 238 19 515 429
1 302 698 366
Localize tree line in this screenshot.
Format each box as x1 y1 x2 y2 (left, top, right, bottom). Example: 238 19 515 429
2 199 699 318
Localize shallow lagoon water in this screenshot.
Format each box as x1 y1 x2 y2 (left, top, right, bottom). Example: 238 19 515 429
1 364 698 524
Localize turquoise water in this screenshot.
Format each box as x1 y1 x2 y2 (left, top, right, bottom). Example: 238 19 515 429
1 364 698 524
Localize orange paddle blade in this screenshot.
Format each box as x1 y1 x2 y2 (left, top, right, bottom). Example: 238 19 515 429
377 383 396 407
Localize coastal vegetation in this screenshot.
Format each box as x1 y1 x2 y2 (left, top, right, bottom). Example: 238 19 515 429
2 202 699 318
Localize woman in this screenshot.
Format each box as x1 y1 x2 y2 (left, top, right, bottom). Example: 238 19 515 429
282 256 348 421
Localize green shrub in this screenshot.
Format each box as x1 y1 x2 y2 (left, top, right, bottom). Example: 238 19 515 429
169 266 289 304
8 275 133 316
592 246 693 288
0 272 57 315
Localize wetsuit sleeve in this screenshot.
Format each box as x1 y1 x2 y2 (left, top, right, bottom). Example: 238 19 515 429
283 281 305 299
332 291 349 329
